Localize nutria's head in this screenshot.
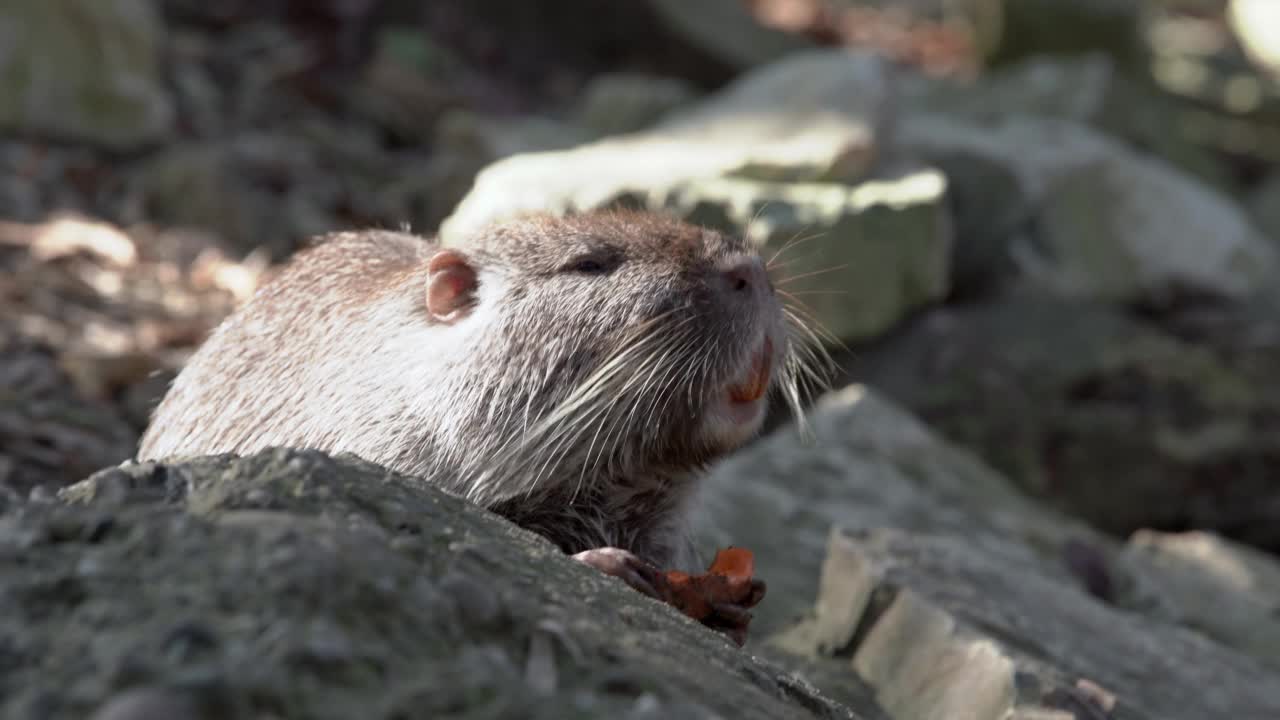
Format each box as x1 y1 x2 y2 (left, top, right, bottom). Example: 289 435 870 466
422 210 822 506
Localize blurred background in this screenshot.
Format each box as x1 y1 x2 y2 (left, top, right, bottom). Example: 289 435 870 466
3 0 1280 560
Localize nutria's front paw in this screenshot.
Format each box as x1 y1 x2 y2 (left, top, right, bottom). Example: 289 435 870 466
572 546 665 600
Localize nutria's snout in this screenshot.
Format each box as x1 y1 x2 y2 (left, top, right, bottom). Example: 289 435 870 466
716 254 772 298
697 248 786 450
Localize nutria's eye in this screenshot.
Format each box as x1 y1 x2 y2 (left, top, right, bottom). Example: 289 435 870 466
560 252 620 275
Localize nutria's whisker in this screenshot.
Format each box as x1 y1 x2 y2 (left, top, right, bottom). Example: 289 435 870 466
766 226 826 270
774 264 850 286
778 292 845 351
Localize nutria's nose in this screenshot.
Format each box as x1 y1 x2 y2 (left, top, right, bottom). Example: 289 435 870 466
720 256 769 294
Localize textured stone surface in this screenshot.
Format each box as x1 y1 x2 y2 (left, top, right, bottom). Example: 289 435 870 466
1138 0 1280 160
646 0 815 70
695 384 1280 719
2 449 862 720
783 527 1280 720
991 0 1140 65
1119 530 1280 673
900 51 1235 198
696 385 1111 639
441 49 890 242
896 114 1278 302
1248 170 1280 250
0 332 139 498
847 297 1280 548
0 0 174 150
572 73 700 138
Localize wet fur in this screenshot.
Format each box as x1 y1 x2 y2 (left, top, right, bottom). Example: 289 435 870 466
138 210 824 569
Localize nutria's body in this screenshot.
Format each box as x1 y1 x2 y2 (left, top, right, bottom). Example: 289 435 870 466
139 210 811 596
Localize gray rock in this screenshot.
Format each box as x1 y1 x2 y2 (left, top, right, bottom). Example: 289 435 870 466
696 384 1280 718
899 53 1233 194
1247 170 1280 250
0 0 174 150
992 0 1140 65
1138 0 1280 161
1119 530 1280 672
783 526 1280 720
646 0 816 70
847 297 1280 547
441 49 891 243
3 449 862 720
0 332 138 499
433 109 592 169
133 120 417 259
572 73 700 138
133 144 256 253
902 54 1119 123
695 384 1111 638
896 114 1278 301
348 26 461 144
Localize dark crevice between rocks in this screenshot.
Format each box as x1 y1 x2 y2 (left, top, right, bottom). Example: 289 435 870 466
830 582 899 660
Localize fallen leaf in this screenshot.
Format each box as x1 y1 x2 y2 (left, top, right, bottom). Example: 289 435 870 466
660 547 762 627
707 546 754 578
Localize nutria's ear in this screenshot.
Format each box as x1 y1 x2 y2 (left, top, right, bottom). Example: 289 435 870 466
426 249 477 324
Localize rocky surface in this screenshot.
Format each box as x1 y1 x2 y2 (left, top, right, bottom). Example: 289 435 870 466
442 49 893 242
1138 0 1280 161
894 113 1278 303
699 384 1280 719
898 52 1233 192
697 385 1114 639
0 0 174 150
648 0 816 70
845 296 1280 552
4 449 859 720
992 0 1139 66
782 527 1280 720
1119 529 1280 673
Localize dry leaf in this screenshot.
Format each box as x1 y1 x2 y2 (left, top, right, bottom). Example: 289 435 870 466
661 547 761 624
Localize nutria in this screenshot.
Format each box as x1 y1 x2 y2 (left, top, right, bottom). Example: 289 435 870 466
138 209 825 641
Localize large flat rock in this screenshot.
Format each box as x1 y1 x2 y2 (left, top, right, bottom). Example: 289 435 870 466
895 114 1277 302
696 385 1110 639
790 527 1280 720
441 49 891 244
847 296 1280 552
3 450 863 720
0 0 173 150
696 385 1280 719
1119 529 1280 673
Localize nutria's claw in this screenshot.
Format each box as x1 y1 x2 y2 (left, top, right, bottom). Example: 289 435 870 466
705 578 766 647
744 577 767 608
572 546 665 600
